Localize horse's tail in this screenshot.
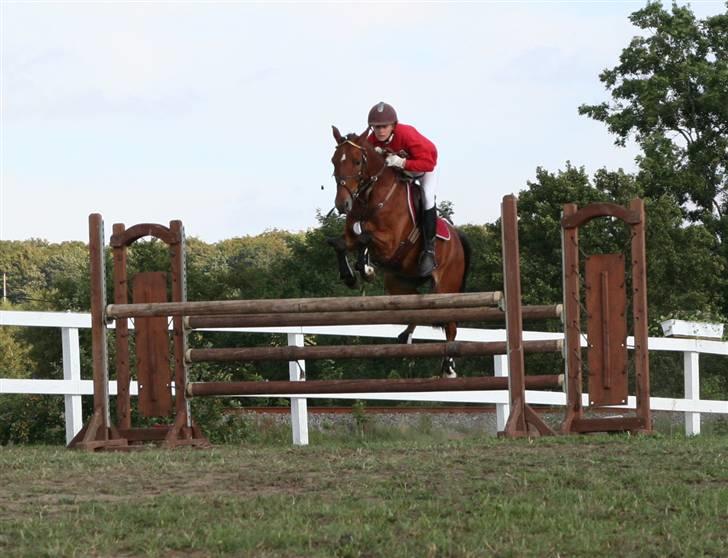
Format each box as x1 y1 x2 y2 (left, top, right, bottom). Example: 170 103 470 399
456 228 472 293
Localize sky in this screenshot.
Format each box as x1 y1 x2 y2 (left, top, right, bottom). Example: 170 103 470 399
1 0 726 244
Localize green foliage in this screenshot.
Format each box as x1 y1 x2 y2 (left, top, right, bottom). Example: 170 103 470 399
0 395 65 445
0 326 31 378
579 2 728 237
0 240 89 309
351 400 370 437
437 199 455 221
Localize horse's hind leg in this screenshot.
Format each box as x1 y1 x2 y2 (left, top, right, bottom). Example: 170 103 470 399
384 274 418 343
397 324 416 344
327 237 358 288
440 322 457 378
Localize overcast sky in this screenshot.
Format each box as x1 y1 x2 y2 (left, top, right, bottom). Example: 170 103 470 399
1 1 725 243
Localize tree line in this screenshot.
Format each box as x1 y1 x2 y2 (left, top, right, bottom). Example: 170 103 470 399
1 2 726 443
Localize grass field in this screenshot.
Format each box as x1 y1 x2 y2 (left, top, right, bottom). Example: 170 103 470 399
1 434 727 557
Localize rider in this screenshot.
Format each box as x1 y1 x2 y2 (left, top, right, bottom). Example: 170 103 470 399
366 101 438 277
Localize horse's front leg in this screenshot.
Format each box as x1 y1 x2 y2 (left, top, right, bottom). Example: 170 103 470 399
354 233 376 283
326 236 358 289
441 321 457 378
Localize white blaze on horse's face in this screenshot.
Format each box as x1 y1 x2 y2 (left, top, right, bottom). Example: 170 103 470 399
334 145 360 215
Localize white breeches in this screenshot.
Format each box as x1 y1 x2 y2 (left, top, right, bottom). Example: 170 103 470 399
419 171 436 210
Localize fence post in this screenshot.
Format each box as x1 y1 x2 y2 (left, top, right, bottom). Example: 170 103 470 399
287 333 309 445
61 327 83 444
494 354 509 432
683 351 700 436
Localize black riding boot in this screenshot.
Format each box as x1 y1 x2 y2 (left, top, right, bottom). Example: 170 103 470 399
418 207 437 277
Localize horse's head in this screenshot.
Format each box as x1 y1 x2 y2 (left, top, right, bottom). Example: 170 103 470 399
331 125 385 215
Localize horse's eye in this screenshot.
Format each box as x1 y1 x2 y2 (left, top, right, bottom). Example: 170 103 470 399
354 159 362 166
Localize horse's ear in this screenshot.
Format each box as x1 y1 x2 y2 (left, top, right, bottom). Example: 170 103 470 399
332 125 343 144
358 128 369 145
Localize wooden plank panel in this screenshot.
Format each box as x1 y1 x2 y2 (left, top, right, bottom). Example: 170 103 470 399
570 416 645 433
132 272 173 417
585 254 628 406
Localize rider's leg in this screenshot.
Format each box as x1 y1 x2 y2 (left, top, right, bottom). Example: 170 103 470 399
418 172 437 277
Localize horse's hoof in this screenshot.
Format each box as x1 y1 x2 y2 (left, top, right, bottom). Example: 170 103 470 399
362 265 376 282
441 358 457 378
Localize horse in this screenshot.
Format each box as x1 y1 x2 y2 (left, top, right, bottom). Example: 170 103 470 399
328 126 471 377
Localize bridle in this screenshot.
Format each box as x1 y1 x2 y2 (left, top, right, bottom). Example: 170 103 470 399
333 139 389 212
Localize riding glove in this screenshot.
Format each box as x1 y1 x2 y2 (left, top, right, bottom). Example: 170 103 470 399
386 154 406 169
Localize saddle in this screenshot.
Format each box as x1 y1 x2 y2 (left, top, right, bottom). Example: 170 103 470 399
404 181 451 241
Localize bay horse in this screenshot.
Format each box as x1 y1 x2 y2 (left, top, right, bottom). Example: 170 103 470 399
328 126 471 377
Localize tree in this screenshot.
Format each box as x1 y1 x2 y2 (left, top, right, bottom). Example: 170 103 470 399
579 2 728 239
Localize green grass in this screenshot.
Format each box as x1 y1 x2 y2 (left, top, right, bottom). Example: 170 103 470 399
1 435 727 557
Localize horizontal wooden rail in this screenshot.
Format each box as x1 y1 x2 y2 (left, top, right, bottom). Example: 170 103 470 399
106 291 503 318
185 304 562 329
106 292 503 319
187 374 564 397
186 339 563 363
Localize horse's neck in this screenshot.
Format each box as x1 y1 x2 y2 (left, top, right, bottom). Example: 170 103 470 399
364 168 399 207
364 170 413 235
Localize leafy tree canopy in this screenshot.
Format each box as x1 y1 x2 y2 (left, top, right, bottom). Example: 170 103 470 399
579 2 728 236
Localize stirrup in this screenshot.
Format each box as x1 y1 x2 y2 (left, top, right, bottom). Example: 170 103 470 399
418 250 436 277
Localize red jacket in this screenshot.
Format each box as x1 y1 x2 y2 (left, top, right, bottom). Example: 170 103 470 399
367 123 437 173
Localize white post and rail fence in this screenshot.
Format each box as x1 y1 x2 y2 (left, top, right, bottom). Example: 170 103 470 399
1 310 727 445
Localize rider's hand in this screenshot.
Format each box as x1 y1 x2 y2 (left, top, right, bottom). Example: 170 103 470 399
386 154 406 169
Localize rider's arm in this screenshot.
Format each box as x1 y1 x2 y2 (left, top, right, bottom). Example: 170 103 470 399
399 125 438 173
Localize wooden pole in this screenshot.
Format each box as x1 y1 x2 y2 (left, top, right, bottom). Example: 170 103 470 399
187 339 562 363
69 214 118 449
169 220 189 424
89 213 110 432
500 196 556 437
185 304 563 329
107 291 504 319
112 223 131 430
630 198 652 432
187 374 564 397
561 203 582 432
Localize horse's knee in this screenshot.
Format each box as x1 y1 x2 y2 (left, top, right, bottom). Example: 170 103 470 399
326 236 347 252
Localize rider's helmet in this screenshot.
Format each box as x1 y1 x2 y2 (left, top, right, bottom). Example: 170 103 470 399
368 102 398 126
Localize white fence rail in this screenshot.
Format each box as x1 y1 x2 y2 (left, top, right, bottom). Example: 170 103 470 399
1 310 727 445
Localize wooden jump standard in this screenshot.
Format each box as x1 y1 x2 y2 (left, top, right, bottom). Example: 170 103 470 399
561 199 651 434
70 195 650 450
